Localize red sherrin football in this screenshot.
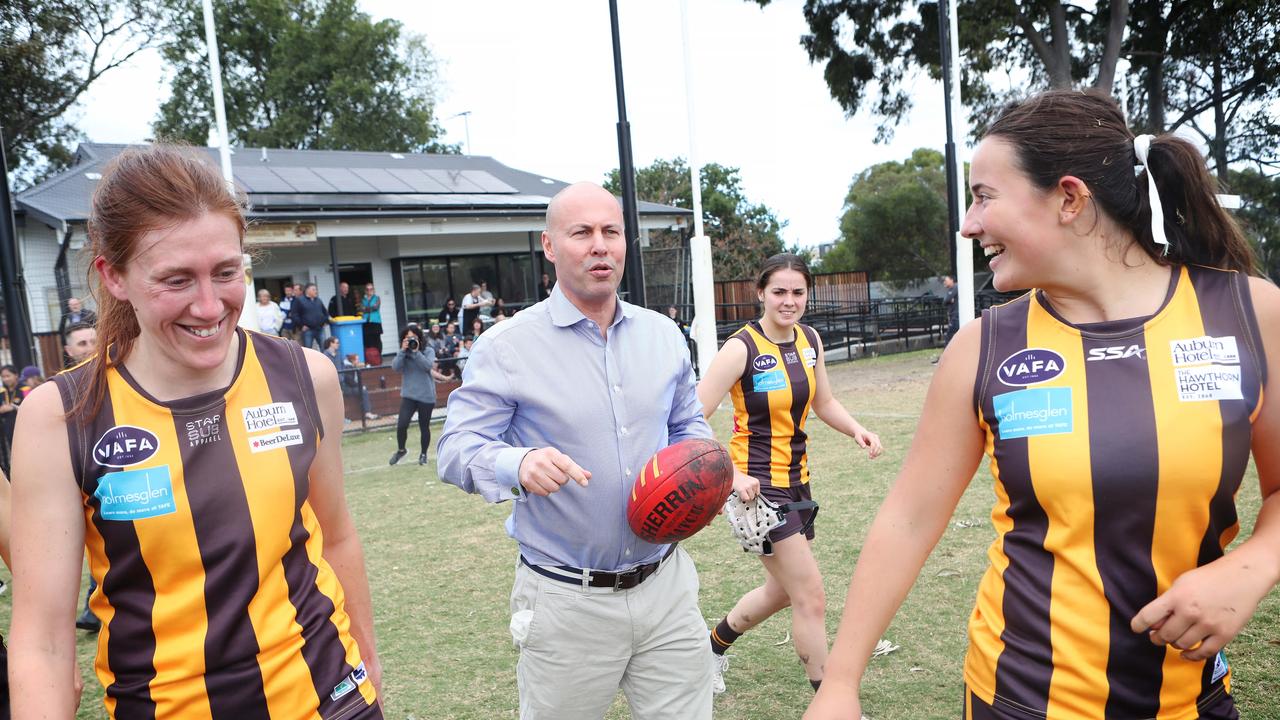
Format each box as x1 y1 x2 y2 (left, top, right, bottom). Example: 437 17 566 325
627 437 734 543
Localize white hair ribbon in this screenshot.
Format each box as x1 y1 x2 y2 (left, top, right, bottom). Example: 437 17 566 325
1133 134 1169 255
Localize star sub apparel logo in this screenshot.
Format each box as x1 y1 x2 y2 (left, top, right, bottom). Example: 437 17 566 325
186 414 222 448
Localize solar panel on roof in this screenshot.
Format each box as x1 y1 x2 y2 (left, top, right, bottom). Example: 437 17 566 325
387 169 450 193
424 169 486 193
350 168 414 193
234 167 294 193
312 167 377 192
460 170 518 193
270 167 337 193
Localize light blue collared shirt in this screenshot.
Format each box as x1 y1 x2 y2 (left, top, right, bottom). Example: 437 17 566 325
437 285 711 571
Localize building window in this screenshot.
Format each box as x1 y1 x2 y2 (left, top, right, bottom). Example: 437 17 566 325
397 252 547 327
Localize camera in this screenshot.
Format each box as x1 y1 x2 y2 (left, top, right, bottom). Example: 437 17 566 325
407 335 419 352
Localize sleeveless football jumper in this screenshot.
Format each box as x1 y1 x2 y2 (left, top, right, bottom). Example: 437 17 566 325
53 329 379 720
728 321 819 488
967 265 1266 719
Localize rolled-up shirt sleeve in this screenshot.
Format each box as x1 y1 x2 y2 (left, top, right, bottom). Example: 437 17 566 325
437 335 533 503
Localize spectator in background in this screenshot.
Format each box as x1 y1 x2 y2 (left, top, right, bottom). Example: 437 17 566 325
538 271 553 300
63 323 98 366
454 337 473 374
361 282 383 353
17 367 43 400
478 281 496 325
942 275 959 342
426 323 447 357
323 337 376 422
329 281 356 319
442 321 462 356
666 305 690 337
255 289 284 336
279 284 297 341
468 317 485 340
291 283 329 350
0 366 19 474
438 297 460 327
57 297 97 339
389 325 450 466
460 283 492 331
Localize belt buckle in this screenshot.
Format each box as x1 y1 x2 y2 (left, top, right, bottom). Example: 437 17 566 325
612 567 642 591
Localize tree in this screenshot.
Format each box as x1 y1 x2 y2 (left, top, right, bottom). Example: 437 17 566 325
752 0 1129 141
1125 0 1280 175
153 0 452 153
604 158 787 281
1 0 172 187
1230 168 1280 282
824 148 957 282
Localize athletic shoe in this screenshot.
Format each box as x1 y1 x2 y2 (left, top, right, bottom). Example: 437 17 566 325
711 653 729 695
364 412 378 420
0 579 6 595
418 453 428 465
76 609 101 633
389 449 407 466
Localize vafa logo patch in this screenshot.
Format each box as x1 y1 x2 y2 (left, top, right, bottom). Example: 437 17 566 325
998 348 1066 386
93 425 159 467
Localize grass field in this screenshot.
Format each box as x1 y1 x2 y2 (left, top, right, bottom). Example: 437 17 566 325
4 349 1278 719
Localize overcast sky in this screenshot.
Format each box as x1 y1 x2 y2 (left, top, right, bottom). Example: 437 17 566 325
74 0 959 248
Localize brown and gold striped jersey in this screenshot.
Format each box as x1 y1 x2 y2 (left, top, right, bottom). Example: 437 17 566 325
966 265 1266 719
728 321 819 488
53 329 378 720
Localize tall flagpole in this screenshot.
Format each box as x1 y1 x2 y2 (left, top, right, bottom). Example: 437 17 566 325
202 0 256 329
680 0 717 376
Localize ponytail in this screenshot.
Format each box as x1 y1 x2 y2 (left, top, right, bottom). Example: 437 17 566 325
1137 135 1256 274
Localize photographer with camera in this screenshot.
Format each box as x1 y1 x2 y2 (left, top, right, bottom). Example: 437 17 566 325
390 325 451 466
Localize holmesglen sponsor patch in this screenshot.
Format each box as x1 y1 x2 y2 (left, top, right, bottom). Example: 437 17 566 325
997 348 1066 386
992 387 1073 439
95 466 176 521
752 369 787 392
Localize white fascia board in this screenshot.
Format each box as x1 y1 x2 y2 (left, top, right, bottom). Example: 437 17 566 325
315 216 545 238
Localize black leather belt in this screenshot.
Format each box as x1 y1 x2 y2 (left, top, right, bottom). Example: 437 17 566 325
520 544 677 591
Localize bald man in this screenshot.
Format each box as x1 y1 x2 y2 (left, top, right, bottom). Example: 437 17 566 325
438 183 715 719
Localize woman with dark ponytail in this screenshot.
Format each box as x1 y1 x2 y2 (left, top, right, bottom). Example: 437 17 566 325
9 145 383 719
809 90 1280 720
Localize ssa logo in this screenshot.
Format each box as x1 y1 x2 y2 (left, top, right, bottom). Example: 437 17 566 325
1087 345 1146 362
998 348 1066 386
94 425 160 467
752 354 779 372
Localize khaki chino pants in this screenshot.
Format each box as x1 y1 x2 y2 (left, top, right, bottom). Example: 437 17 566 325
509 546 713 720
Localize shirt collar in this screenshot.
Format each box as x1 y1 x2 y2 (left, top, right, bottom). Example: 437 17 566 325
548 283 636 329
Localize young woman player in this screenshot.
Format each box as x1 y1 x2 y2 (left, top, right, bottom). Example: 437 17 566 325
807 90 1280 720
8 145 383 719
697 253 883 695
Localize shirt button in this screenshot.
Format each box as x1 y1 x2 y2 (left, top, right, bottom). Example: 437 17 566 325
612 385 621 393
625 549 632 556
626 468 632 476
619 426 628 436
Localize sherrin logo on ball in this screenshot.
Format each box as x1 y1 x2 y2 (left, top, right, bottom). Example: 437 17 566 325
93 425 160 467
998 348 1066 386
627 438 734 544
752 354 779 372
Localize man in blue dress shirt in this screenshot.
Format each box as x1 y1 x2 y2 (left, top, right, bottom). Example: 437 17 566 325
438 183 714 719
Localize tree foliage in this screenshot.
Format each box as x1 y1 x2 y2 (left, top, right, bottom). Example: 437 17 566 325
1 0 171 187
1124 0 1280 175
604 158 787 281
153 0 452 153
1230 169 1280 282
823 148 954 282
752 0 1128 141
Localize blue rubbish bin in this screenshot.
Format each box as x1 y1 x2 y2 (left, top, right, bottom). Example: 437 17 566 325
331 316 366 363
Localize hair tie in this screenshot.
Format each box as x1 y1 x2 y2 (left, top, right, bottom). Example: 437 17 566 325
1133 134 1169 256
